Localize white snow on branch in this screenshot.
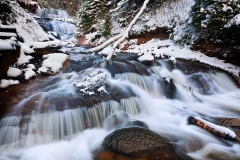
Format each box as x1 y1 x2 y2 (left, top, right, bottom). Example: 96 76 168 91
89 33 124 53
194 116 236 138
106 0 150 61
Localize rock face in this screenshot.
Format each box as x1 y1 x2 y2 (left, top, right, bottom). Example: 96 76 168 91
99 127 185 159
221 118 240 127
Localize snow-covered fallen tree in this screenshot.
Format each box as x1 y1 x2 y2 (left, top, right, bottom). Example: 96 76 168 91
188 116 237 141
89 0 150 61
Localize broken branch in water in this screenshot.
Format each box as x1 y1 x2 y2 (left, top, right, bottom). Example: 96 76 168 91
188 116 238 141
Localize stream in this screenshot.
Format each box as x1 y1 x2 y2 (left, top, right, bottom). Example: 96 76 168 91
0 9 240 160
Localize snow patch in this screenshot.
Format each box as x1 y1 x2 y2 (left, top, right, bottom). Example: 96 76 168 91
126 39 240 81
0 79 19 88
24 68 36 80
138 53 154 62
7 67 22 77
0 39 17 50
38 53 68 74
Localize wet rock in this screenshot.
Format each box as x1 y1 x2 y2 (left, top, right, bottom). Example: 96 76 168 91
165 79 176 99
221 118 240 127
100 127 185 159
104 112 148 130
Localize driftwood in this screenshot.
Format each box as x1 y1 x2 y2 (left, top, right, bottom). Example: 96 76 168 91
188 116 237 141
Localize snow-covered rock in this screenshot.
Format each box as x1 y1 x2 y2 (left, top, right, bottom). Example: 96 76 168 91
0 79 19 88
7 67 22 77
38 53 68 74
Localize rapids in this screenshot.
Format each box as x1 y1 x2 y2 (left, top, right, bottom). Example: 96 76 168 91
0 49 240 160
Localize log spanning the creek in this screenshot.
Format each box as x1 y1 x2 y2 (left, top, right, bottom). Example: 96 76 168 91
188 116 238 141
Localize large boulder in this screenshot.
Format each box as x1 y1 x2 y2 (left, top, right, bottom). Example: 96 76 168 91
97 127 185 159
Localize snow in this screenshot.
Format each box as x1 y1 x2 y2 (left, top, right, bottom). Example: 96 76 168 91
17 42 34 65
97 86 109 95
106 0 150 60
169 56 176 63
24 68 36 80
98 47 113 56
225 14 240 28
84 32 98 44
90 33 124 52
7 67 22 77
0 79 19 88
0 32 17 37
37 66 48 73
30 40 62 49
200 7 205 13
222 4 233 12
114 0 195 36
0 39 17 50
194 116 236 138
138 53 154 62
38 53 68 74
27 64 36 69
73 70 109 96
125 39 240 81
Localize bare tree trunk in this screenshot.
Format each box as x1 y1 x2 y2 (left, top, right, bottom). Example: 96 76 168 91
89 0 150 61
89 33 124 52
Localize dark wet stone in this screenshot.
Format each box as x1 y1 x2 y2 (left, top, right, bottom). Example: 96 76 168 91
101 127 185 159
104 112 148 130
100 59 150 77
221 118 240 127
139 60 154 66
165 79 176 99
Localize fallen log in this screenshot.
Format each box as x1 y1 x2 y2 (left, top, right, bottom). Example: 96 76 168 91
188 116 237 141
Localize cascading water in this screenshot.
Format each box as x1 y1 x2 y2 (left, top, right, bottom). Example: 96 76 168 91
36 9 69 19
35 9 76 41
0 49 240 160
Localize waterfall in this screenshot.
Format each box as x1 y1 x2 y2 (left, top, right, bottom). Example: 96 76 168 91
35 9 76 41
0 97 144 149
0 52 240 159
36 9 69 19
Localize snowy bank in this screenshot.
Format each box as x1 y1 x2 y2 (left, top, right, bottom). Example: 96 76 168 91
125 39 240 82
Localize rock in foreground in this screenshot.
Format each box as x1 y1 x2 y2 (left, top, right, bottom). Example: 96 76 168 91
96 127 185 160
